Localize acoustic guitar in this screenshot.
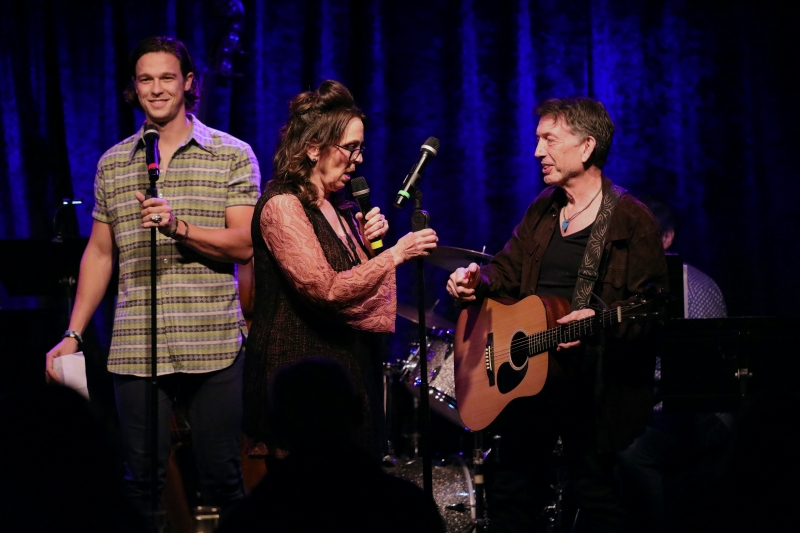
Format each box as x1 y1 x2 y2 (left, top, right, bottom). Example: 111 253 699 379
453 294 661 430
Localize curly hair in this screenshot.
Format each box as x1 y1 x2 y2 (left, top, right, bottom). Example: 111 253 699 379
122 36 199 112
270 80 366 207
535 97 615 169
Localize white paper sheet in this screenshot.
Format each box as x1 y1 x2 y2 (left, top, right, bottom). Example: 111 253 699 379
54 352 90 400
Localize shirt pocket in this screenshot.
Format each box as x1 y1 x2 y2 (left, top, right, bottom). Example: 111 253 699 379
603 267 627 289
600 241 628 293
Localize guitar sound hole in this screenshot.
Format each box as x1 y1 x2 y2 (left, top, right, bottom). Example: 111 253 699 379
509 331 528 370
497 331 529 394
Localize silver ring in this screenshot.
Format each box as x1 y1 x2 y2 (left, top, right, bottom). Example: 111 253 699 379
151 214 162 224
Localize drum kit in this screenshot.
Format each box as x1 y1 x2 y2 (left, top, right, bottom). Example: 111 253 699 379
376 246 482 532
393 245 490 433
384 246 576 533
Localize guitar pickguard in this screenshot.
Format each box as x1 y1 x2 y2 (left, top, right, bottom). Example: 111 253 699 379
496 360 527 393
496 330 531 394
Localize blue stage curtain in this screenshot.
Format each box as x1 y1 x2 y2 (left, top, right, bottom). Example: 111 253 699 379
1 0 797 317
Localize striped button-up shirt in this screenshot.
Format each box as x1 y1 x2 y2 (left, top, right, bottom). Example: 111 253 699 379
93 115 261 376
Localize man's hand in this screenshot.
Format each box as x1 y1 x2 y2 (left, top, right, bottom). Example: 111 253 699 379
45 337 80 383
447 262 481 303
135 191 176 236
555 308 596 350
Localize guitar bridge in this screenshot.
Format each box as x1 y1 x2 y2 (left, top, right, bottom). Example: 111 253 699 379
485 332 495 387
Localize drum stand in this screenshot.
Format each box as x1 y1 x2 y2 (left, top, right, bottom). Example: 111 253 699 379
468 431 489 532
386 361 486 532
540 437 569 532
382 360 402 465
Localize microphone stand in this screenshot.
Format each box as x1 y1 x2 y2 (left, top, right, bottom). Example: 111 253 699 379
145 177 160 529
383 361 398 464
52 199 83 318
472 432 488 532
411 189 433 499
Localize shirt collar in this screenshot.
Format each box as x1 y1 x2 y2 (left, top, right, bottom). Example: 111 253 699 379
127 114 216 162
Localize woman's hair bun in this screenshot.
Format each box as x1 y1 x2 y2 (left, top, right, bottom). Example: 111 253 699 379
316 80 355 110
289 80 355 118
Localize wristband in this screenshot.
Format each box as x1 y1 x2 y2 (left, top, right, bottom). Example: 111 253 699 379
62 330 83 346
178 220 190 243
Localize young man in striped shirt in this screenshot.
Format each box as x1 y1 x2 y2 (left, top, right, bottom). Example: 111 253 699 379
46 36 261 520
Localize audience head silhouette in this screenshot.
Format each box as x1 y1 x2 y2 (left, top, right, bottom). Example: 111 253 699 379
267 357 364 453
0 382 144 532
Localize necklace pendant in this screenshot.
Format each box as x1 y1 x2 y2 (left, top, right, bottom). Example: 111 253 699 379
562 219 569 231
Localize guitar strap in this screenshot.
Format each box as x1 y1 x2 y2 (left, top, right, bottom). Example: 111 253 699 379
570 183 627 311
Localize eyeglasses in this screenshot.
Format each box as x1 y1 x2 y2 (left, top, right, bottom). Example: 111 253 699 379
333 144 366 162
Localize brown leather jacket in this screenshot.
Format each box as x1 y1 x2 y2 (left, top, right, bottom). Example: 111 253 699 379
477 177 669 452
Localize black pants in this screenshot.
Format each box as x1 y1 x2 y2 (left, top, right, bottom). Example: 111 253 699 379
485 379 628 533
113 346 245 519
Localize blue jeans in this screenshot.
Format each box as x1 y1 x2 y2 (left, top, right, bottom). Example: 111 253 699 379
113 346 245 518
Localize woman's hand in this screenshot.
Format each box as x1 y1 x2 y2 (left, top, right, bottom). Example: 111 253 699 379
356 207 388 244
389 229 438 267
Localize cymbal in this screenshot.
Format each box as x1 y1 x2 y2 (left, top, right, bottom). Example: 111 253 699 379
396 302 456 331
425 245 494 272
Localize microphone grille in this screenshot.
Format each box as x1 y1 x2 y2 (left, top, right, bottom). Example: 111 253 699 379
143 124 160 139
422 137 440 154
350 176 369 194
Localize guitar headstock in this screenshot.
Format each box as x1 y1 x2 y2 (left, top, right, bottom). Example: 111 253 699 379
618 287 671 322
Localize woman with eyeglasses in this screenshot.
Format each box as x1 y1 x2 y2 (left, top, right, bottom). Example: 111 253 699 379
242 80 438 459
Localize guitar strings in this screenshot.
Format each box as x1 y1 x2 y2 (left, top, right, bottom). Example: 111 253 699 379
482 304 633 364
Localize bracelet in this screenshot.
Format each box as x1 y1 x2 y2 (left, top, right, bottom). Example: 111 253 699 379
62 329 83 345
168 217 180 239
177 220 190 243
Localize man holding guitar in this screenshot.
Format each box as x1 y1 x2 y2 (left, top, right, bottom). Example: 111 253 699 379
447 98 668 532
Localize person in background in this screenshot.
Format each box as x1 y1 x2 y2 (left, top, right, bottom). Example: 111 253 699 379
617 196 729 533
642 197 726 319
1 383 146 533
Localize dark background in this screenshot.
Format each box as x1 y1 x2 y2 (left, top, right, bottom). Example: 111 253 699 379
1 0 798 365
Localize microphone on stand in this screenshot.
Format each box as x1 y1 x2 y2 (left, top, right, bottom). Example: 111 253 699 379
143 124 160 181
350 176 383 251
393 137 440 209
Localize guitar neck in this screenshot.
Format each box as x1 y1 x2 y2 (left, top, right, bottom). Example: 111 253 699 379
526 306 626 355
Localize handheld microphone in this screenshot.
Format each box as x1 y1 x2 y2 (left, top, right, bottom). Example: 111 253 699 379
143 124 160 181
393 137 440 209
350 176 383 251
